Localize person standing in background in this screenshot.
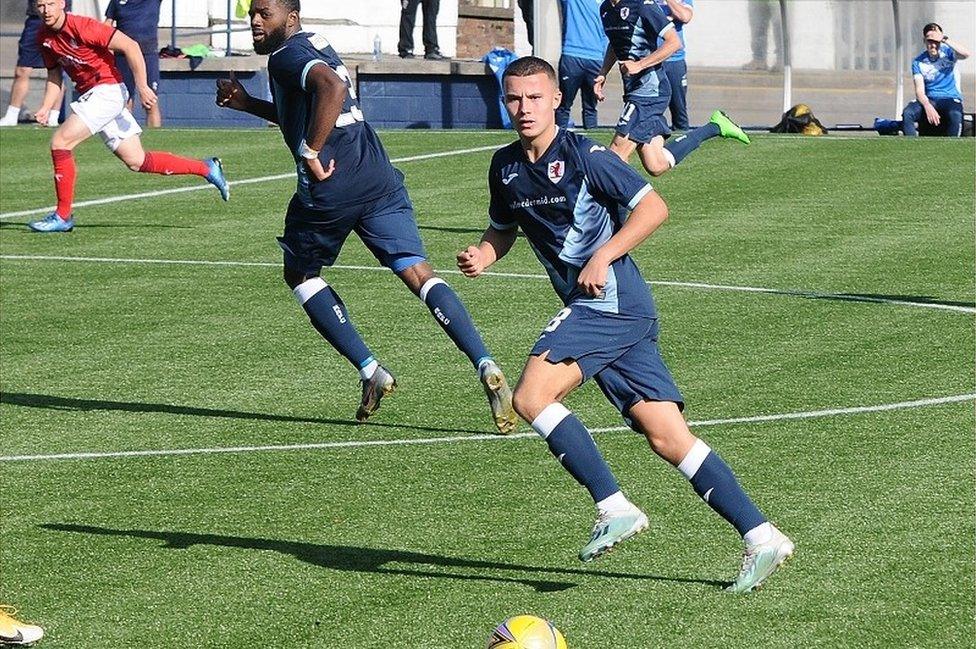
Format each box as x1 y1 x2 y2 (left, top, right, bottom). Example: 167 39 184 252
556 0 606 130
398 0 446 60
104 0 163 127
519 0 534 47
743 0 781 71
655 0 692 131
0 0 71 126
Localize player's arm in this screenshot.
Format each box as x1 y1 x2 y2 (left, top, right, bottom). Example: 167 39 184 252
34 66 64 126
577 189 668 296
215 71 278 123
108 30 157 110
594 44 617 102
943 37 970 59
300 63 349 181
664 0 693 23
619 28 681 76
458 226 518 278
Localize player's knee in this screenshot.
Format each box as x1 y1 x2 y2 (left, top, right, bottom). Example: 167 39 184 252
125 159 143 172
13 67 31 80
512 385 551 422
283 268 308 290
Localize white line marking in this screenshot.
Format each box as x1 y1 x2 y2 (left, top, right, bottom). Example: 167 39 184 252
0 144 502 220
2 394 971 463
2 254 973 314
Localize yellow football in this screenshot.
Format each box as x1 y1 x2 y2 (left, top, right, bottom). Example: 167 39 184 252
486 615 568 649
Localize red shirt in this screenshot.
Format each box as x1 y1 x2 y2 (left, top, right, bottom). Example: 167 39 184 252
39 13 123 95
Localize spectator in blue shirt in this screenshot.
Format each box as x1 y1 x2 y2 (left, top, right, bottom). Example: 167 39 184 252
902 22 971 137
655 0 693 130
556 0 607 130
104 0 163 127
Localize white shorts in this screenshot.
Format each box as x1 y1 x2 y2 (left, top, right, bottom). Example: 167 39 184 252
70 83 142 152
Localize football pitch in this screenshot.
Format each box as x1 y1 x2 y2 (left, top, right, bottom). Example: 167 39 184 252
0 127 973 648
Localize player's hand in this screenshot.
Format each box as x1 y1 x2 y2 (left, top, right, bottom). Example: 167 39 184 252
34 107 51 126
618 60 643 76
137 84 158 110
594 75 606 102
924 103 941 126
305 157 336 181
216 71 250 111
457 245 485 278
578 255 609 297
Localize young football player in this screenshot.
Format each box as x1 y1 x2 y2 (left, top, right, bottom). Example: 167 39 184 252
595 0 748 176
27 0 228 232
215 0 516 432
459 56 793 592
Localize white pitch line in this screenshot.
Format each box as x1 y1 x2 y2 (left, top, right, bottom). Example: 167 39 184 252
2 253 974 315
1 393 971 463
0 144 502 220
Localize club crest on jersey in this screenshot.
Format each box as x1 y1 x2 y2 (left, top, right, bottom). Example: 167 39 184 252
620 6 630 19
547 160 565 184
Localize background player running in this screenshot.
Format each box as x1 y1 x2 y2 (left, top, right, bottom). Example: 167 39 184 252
27 0 228 233
458 56 793 593
595 0 748 177
215 0 516 433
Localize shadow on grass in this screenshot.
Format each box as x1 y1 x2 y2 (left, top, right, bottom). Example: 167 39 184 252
0 392 488 436
0 221 192 230
42 524 729 592
820 293 975 310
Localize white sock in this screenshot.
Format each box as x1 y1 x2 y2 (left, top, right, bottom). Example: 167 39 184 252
359 359 378 380
596 491 631 515
743 522 774 547
2 106 21 121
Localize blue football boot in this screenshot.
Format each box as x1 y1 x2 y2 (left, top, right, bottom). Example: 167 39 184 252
205 157 230 201
28 212 74 232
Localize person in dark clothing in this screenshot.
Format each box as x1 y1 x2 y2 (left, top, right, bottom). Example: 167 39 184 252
398 0 446 60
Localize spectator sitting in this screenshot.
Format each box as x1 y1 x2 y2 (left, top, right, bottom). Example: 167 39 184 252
902 22 970 137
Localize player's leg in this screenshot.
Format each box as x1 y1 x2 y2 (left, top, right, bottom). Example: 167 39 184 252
579 58 601 130
144 51 163 128
107 99 228 200
355 187 516 433
598 328 792 592
938 97 964 137
608 132 639 164
0 67 33 127
901 100 923 136
664 60 690 131
616 100 673 176
556 56 582 129
27 113 93 231
398 0 420 57
659 110 750 173
516 309 656 561
278 198 392 422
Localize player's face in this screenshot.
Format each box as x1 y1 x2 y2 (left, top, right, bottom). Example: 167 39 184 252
503 73 561 140
249 0 297 55
35 0 65 26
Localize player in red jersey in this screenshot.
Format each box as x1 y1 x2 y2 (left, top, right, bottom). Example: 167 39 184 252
27 0 230 232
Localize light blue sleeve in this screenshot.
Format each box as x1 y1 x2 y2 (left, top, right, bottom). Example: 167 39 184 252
911 58 921 76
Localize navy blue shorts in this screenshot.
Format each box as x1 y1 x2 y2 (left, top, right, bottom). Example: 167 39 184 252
278 186 428 276
615 95 672 144
115 47 161 96
16 17 43 69
530 305 684 418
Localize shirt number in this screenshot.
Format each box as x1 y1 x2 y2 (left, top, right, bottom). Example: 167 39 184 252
543 308 573 333
333 65 364 127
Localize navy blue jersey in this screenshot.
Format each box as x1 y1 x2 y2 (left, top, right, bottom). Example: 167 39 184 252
600 0 674 100
488 129 657 318
104 0 160 48
268 31 401 212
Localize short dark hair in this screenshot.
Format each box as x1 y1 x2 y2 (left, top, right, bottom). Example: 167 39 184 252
922 22 942 36
502 56 557 85
277 0 300 12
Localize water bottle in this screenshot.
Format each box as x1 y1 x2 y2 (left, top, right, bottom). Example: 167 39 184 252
373 34 382 62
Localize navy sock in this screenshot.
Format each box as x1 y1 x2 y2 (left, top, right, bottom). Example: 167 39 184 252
663 122 721 167
293 277 374 371
420 278 492 369
678 439 766 536
532 404 620 502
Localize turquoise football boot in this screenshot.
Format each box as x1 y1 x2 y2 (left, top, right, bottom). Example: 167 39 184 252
578 505 649 562
205 157 230 201
728 525 794 593
27 212 74 232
